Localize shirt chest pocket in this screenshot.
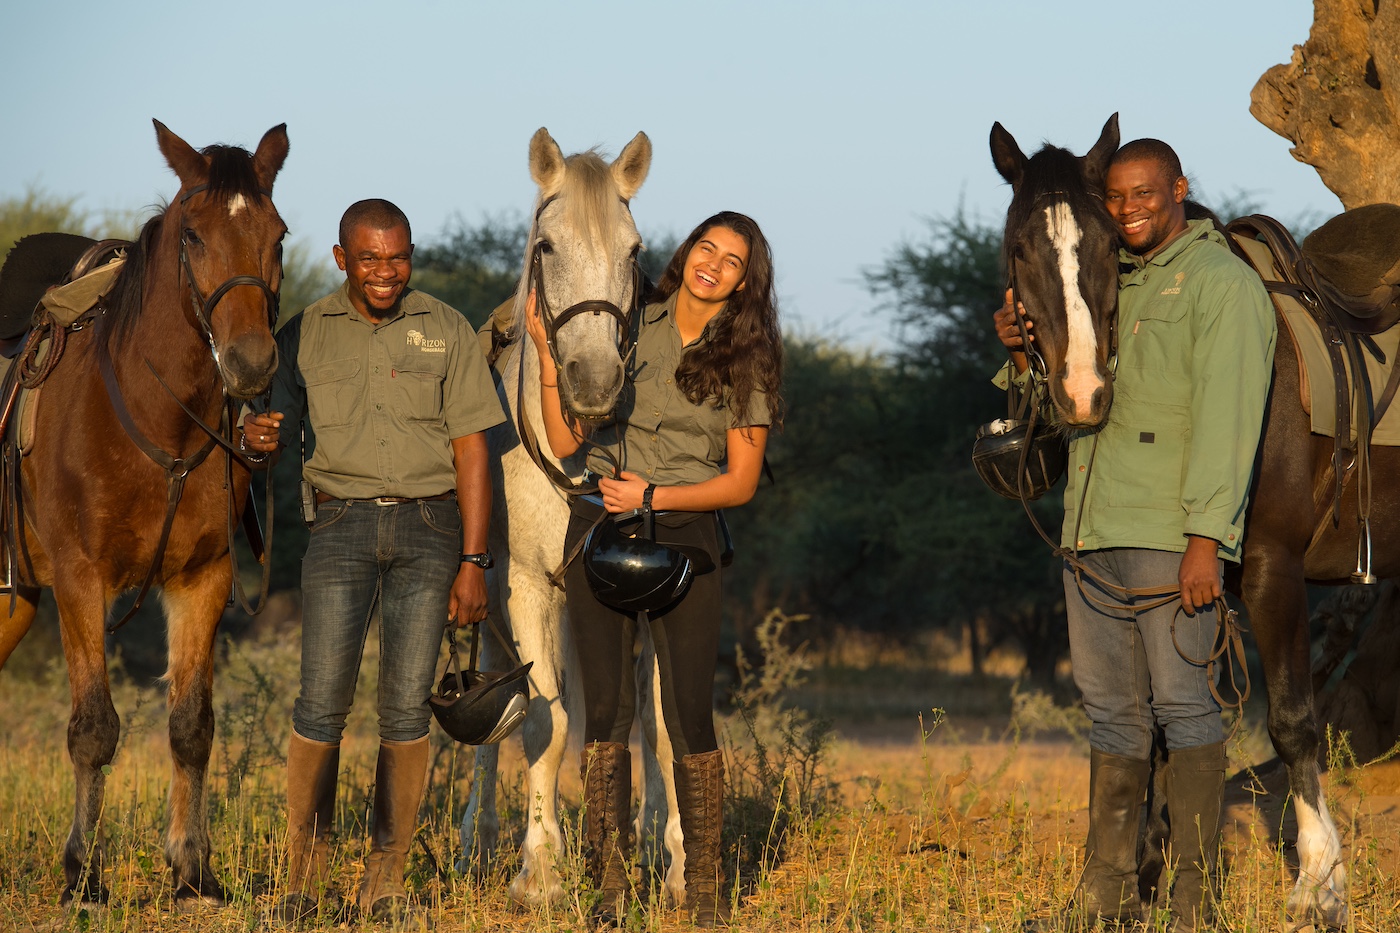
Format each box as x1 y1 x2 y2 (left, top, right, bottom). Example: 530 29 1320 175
390 350 448 422
1126 296 1191 375
303 357 361 428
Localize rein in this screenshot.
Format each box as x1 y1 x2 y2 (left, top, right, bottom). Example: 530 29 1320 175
96 184 281 632
1005 252 1252 723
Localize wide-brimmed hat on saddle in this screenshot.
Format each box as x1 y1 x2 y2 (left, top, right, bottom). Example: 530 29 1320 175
0 232 97 340
1302 203 1400 306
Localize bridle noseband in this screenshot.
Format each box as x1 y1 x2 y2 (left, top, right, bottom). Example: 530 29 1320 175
177 184 282 356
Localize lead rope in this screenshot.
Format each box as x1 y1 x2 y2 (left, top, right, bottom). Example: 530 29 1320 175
1006 268 1251 733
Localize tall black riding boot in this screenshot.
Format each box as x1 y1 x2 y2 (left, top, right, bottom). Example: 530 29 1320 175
1163 742 1226 932
675 749 731 928
582 741 633 928
1078 748 1152 924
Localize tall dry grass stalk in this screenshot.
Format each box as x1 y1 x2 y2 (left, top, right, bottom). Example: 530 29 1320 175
1 615 1396 931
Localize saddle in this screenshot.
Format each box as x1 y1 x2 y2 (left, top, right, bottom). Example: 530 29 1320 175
1227 211 1400 579
0 235 128 445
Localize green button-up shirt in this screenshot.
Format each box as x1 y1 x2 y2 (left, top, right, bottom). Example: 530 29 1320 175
269 284 505 500
1065 219 1276 561
586 293 771 486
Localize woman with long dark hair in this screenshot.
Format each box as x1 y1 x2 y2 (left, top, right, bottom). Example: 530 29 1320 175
525 211 782 928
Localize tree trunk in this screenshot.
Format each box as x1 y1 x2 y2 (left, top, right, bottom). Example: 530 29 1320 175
1251 0 1400 208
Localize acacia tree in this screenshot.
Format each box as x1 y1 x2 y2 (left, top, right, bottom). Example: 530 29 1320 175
1252 0 1400 208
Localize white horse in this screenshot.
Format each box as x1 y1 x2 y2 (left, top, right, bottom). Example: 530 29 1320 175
458 128 687 906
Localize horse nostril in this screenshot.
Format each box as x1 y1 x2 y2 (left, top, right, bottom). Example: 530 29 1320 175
562 359 582 393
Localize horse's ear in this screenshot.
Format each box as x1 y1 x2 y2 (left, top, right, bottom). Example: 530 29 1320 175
252 123 290 190
611 132 652 201
989 122 1026 189
529 128 567 197
1083 113 1120 187
153 119 208 188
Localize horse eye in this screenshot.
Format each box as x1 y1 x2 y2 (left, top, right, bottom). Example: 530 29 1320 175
184 228 203 247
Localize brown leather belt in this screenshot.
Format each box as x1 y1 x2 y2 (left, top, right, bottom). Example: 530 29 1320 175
315 490 455 506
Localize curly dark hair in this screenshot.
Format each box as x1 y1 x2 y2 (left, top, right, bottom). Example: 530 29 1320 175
651 212 784 431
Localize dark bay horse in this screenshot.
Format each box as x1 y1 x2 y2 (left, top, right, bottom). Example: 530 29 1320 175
0 120 288 905
990 115 1358 927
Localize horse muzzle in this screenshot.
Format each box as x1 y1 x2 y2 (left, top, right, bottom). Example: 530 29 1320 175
218 337 278 399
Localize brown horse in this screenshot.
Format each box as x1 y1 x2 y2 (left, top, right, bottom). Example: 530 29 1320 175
0 120 288 905
991 117 1363 927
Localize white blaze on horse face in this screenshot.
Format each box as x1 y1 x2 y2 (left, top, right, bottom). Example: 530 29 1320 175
228 194 246 217
1045 202 1102 421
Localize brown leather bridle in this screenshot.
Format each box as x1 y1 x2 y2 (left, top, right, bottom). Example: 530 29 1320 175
513 195 642 500
528 195 642 372
176 183 282 352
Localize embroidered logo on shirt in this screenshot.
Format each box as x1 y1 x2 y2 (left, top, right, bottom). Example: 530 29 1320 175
406 329 446 352
1159 272 1186 296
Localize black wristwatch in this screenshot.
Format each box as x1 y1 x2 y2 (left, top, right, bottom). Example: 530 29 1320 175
460 552 494 569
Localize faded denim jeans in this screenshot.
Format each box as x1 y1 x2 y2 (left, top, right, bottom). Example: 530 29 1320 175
293 496 460 744
1064 548 1224 760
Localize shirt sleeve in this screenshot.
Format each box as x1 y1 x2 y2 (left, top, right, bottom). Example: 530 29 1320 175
728 386 773 429
1181 260 1276 552
442 312 506 439
259 312 306 428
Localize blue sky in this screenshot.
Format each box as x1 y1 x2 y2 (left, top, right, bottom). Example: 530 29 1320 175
1 1 1335 345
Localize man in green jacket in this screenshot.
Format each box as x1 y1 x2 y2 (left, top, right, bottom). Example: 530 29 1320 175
995 139 1275 931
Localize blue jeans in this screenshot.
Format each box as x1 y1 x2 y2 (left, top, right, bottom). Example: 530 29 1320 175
1064 548 1224 759
293 497 461 743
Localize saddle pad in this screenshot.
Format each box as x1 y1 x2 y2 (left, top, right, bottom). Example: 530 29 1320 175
40 256 124 327
1233 234 1400 445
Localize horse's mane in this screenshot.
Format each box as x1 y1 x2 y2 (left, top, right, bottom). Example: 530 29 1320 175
1002 144 1113 266
508 148 627 331
104 144 266 344
103 212 163 344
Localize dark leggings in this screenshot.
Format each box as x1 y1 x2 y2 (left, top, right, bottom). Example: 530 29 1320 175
564 504 722 758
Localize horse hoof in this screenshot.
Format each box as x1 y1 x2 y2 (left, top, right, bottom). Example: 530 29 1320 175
60 882 110 907
173 878 227 911
1286 885 1349 930
507 872 565 908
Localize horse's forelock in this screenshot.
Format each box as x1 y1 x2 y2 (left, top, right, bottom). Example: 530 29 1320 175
1004 144 1112 263
558 150 625 251
198 144 265 203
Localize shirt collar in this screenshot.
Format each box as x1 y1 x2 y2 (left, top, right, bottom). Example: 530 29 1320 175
1119 218 1218 271
320 282 430 320
643 291 679 325
643 290 724 346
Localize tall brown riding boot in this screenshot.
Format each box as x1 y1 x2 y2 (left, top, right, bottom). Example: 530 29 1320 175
1163 742 1226 932
674 749 731 928
582 741 633 928
358 737 431 927
1078 748 1151 924
270 731 340 923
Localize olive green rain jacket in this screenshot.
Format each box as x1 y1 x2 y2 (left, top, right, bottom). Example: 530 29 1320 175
1002 219 1276 562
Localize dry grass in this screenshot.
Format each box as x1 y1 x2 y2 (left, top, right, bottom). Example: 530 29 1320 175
1 612 1397 932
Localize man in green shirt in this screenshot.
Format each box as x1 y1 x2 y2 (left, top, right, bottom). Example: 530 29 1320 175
997 140 1275 931
241 199 504 924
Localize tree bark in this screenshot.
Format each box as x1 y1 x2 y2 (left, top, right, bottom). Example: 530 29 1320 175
1252 0 1400 208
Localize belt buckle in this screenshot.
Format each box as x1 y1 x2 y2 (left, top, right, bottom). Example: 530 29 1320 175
373 496 399 506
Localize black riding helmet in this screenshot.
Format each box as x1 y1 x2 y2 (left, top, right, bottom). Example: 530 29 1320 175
430 623 533 746
972 417 1068 501
583 505 695 614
